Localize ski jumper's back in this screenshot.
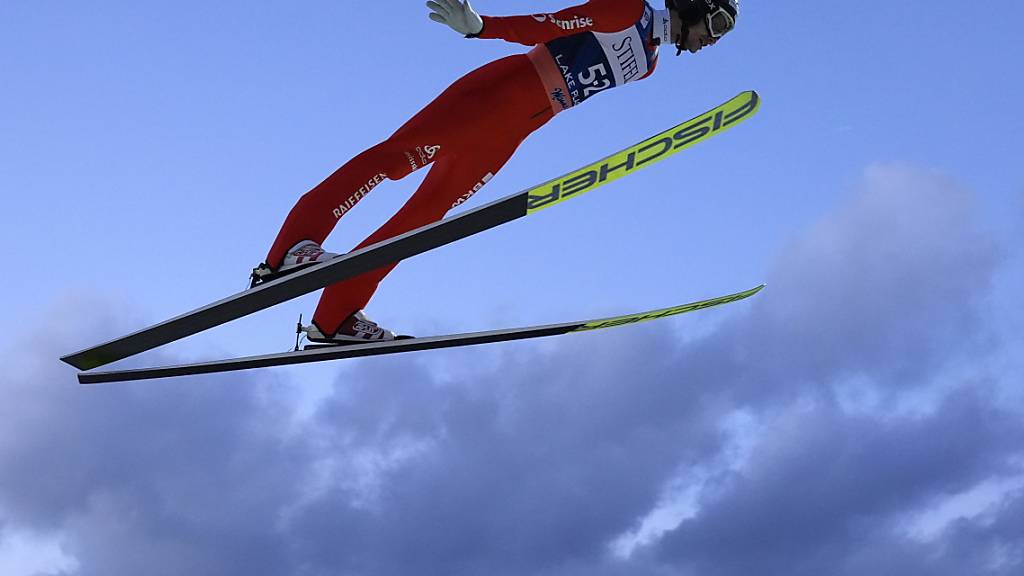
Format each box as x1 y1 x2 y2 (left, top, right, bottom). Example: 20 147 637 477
478 0 667 114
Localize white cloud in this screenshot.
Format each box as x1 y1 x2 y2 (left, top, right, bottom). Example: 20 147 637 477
611 410 761 559
0 526 77 576
902 473 1024 543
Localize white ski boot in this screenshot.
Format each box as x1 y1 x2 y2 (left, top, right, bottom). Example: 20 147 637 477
302 310 401 345
250 240 339 288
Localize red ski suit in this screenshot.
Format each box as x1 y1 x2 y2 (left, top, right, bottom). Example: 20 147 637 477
267 0 663 336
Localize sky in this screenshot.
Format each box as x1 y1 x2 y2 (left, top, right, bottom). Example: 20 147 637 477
1 0 1023 574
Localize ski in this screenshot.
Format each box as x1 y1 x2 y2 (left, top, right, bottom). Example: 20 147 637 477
77 285 764 384
62 90 760 372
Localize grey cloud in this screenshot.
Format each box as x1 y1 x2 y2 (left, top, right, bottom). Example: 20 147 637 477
282 333 735 576
0 333 311 576
656 388 1024 576
646 163 1022 574
677 163 1003 407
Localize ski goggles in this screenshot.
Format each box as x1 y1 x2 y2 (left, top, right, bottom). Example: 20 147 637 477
705 7 735 39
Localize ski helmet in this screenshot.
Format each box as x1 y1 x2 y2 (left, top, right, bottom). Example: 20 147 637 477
666 0 739 40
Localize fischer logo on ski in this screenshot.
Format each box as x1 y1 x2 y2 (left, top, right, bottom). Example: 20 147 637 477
526 90 759 213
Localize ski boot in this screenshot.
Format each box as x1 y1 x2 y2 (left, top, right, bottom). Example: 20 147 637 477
301 310 409 347
250 240 339 288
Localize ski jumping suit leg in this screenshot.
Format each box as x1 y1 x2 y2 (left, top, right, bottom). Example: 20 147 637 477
265 55 553 336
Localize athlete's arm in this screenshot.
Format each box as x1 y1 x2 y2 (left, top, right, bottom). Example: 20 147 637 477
475 0 647 45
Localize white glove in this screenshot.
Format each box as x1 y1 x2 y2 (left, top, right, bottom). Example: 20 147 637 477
426 0 484 36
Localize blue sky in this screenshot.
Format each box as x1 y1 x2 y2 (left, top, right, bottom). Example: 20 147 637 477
1 1 1023 575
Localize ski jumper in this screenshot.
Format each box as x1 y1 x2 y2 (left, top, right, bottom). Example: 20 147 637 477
266 0 667 336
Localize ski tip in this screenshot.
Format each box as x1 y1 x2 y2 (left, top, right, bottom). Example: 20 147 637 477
742 90 761 111
736 283 766 298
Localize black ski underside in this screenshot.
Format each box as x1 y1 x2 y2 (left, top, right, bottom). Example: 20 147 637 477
77 284 766 384
62 194 527 371
77 321 582 384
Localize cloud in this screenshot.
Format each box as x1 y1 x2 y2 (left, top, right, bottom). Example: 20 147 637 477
648 163 1022 574
0 313 313 575
0 163 1021 576
656 389 1024 576
279 335 736 576
678 163 1002 406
